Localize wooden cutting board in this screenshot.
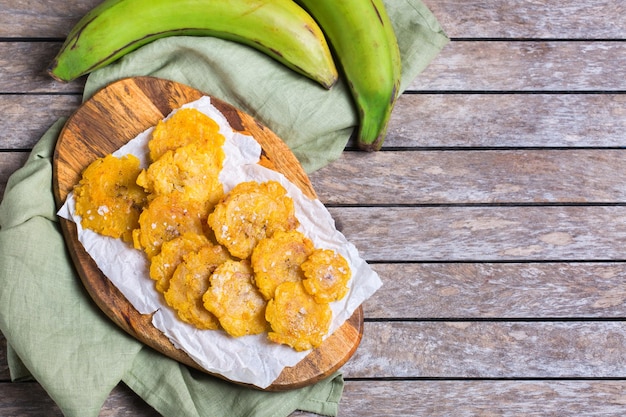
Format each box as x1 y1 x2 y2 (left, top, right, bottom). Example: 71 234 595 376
52 76 363 391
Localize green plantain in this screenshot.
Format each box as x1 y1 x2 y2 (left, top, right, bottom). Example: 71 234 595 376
48 0 338 89
295 0 402 150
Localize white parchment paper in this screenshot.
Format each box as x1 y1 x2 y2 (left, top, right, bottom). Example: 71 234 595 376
58 96 382 388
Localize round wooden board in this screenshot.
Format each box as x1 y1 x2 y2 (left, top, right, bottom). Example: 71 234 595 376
52 76 363 391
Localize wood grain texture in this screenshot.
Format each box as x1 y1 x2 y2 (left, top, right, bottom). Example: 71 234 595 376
410 41 626 91
345 321 626 378
365 262 626 319
0 94 81 149
4 93 626 151
330 206 626 262
385 93 626 148
0 42 81 94
311 149 626 205
0 382 64 416
0 335 8 381
340 380 626 417
0 0 97 38
422 0 626 39
52 76 362 391
0 152 29 200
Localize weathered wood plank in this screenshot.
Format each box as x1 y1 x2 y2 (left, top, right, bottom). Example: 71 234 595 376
3 93 625 151
0 382 63 416
3 379 626 417
385 93 626 148
345 321 626 378
0 95 80 149
412 41 626 91
366 262 626 319
3 41 626 94
0 152 29 200
311 149 626 205
2 0 624 40
329 206 626 262
0 42 84 94
0 334 8 381
0 0 97 38
340 380 626 417
423 0 626 39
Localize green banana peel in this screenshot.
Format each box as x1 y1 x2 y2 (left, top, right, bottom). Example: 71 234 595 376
48 0 338 89
295 0 402 151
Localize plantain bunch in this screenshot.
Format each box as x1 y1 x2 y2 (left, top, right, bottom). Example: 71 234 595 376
48 0 402 150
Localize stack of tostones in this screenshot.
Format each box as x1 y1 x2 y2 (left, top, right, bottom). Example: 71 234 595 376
132 108 227 258
164 243 231 330
149 232 211 293
73 106 355 352
132 108 230 328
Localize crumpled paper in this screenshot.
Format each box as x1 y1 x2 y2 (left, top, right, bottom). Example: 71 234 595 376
58 96 382 388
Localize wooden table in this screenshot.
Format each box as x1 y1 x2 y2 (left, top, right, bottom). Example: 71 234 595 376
2 1 626 415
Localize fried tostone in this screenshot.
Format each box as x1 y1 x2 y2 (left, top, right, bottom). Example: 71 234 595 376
149 232 211 293
148 107 223 162
163 243 231 330
301 249 351 303
251 230 315 300
265 281 332 352
74 154 147 243
132 192 208 259
207 180 299 260
136 141 225 210
203 260 269 337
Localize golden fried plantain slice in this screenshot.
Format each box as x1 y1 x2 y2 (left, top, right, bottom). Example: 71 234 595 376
149 232 210 293
207 181 299 259
265 281 332 351
148 107 223 162
136 141 225 210
132 192 207 258
251 230 314 300
301 249 351 303
203 260 268 337
163 243 231 330
74 154 148 243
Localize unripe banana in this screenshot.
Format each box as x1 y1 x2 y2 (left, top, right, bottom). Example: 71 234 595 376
48 0 339 89
295 0 402 151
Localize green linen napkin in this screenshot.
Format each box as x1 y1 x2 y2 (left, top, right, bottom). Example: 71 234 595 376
0 1 448 416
